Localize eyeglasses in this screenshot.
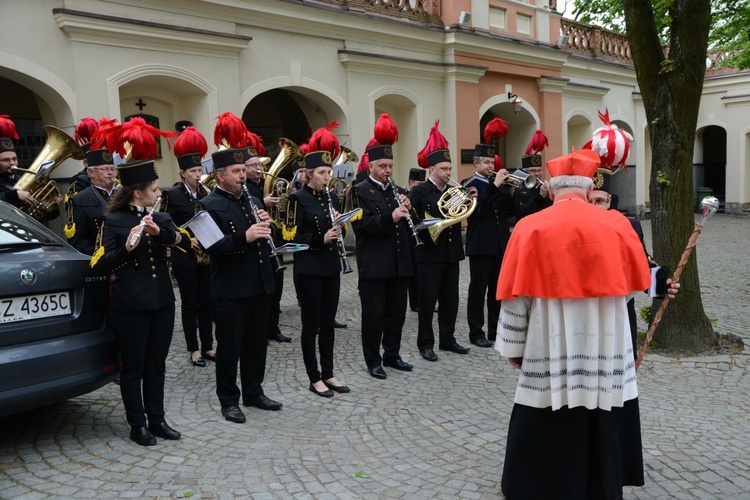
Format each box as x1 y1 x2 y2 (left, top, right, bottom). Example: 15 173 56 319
91 166 117 173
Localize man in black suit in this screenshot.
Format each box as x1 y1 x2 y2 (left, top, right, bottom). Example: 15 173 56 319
198 146 282 423
461 143 515 347
406 167 425 312
65 148 118 254
410 131 470 362
351 134 416 380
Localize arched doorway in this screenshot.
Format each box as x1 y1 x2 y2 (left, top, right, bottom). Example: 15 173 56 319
479 103 536 175
0 77 46 168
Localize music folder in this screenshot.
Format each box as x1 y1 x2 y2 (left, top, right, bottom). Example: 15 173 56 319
181 210 223 249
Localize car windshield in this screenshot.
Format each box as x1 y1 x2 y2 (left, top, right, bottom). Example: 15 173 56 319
0 201 65 247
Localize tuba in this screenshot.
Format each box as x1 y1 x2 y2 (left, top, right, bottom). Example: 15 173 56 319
14 126 84 220
425 181 477 245
263 138 302 226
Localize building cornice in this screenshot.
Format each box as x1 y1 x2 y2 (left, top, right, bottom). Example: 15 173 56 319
52 7 251 59
338 50 486 82
562 81 609 100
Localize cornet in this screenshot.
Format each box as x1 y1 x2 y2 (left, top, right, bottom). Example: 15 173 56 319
502 171 542 190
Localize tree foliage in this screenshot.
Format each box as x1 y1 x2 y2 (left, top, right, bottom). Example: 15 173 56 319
570 0 750 69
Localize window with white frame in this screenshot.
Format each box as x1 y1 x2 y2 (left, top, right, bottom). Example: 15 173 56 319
489 6 507 31
517 13 533 36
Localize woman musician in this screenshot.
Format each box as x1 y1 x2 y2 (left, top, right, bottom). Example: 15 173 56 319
90 144 192 446
283 125 350 398
160 126 215 367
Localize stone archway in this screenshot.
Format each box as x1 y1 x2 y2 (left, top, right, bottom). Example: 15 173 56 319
480 102 539 173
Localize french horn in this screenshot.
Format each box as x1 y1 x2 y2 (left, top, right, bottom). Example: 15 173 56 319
425 180 477 245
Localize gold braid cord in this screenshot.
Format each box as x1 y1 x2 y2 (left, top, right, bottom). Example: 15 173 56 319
635 223 702 370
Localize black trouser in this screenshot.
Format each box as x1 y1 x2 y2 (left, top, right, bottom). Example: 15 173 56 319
408 248 418 310
416 261 460 351
359 277 408 369
267 269 285 339
296 273 340 383
172 263 213 353
109 304 175 428
213 296 270 407
467 255 501 342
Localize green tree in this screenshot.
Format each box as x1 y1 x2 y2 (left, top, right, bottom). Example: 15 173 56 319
571 0 750 70
573 0 720 352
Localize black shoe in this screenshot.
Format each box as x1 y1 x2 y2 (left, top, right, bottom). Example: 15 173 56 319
470 338 494 348
129 426 156 446
383 358 413 371
271 333 292 343
309 384 334 398
201 351 216 362
369 365 387 379
333 319 347 329
439 343 471 355
221 405 246 423
191 355 206 367
148 421 181 440
420 348 438 362
323 380 351 393
244 394 282 411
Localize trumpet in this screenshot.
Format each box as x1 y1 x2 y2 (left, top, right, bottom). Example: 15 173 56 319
324 186 354 274
502 171 542 190
242 184 286 273
129 196 162 249
386 176 422 247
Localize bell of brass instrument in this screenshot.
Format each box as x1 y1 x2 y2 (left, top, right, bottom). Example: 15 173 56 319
327 178 348 210
334 145 359 166
426 181 477 245
14 125 84 220
263 138 302 198
503 171 541 190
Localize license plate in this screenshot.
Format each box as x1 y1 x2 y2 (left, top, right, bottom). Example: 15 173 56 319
0 292 72 323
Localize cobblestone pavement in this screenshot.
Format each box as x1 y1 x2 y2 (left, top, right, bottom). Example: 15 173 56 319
1 214 748 499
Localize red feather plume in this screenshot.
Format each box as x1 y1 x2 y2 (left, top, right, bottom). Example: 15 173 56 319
494 155 503 172
74 117 99 145
108 117 177 161
417 120 449 168
525 130 549 155
174 126 208 158
245 131 266 156
0 115 19 140
373 114 398 146
308 121 340 159
483 118 509 144
298 142 310 156
90 118 119 151
213 112 248 149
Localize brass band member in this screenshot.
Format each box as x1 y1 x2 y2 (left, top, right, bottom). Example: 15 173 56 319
161 126 214 367
284 124 351 396
64 147 118 254
406 167 426 312
351 114 416 380
0 115 35 207
90 118 188 446
410 121 470 362
67 117 100 198
514 130 551 221
198 115 282 423
461 119 515 347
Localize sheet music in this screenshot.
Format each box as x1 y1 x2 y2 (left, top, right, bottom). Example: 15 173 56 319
182 210 223 249
333 208 362 226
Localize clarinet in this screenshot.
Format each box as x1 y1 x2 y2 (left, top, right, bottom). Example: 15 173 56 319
242 185 286 273
128 196 162 248
386 176 423 247
324 186 354 274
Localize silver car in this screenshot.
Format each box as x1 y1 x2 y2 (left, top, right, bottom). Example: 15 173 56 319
0 200 119 417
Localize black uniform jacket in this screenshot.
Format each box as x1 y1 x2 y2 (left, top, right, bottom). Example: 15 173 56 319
462 174 514 257
91 207 190 312
67 185 111 255
67 169 92 200
285 185 341 276
409 179 465 265
0 170 21 206
514 178 552 222
351 177 415 280
197 187 275 299
160 183 209 269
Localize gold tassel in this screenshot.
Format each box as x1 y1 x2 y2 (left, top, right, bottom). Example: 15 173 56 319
350 208 363 222
64 223 76 239
90 245 104 268
282 225 297 241
176 226 193 248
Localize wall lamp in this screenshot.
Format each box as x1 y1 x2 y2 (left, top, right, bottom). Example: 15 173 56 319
508 92 523 115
